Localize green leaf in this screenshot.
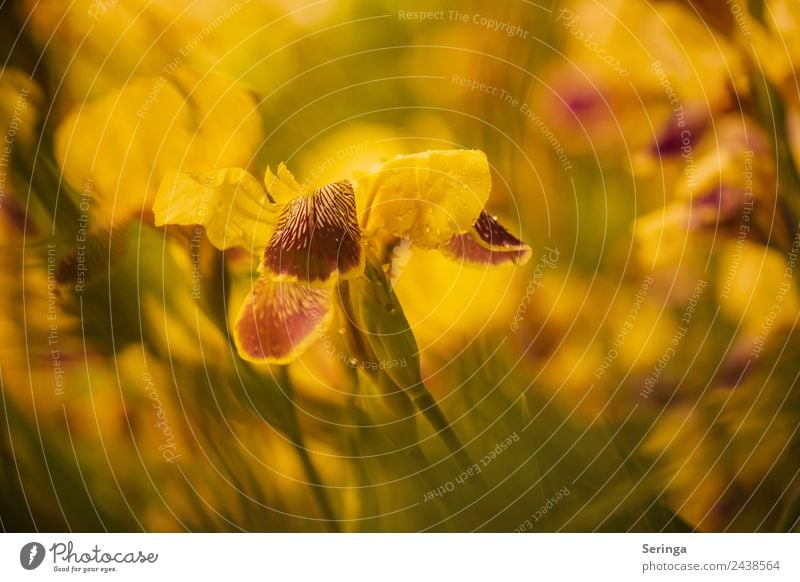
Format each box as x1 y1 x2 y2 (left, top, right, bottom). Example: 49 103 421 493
340 251 479 474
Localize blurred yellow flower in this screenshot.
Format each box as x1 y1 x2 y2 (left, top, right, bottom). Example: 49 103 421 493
538 1 745 156
55 70 262 230
22 0 258 103
717 240 799 341
748 0 800 90
0 68 43 151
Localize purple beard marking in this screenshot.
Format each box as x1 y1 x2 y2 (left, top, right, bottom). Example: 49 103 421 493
263 181 362 284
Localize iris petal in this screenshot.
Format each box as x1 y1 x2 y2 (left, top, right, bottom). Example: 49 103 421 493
233 275 333 364
441 211 532 266
264 163 303 204
263 180 363 285
357 149 491 249
154 168 277 252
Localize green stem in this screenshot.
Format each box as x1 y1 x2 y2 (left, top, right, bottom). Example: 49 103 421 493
277 367 340 532
294 436 340 532
776 486 800 532
406 383 484 483
750 70 800 240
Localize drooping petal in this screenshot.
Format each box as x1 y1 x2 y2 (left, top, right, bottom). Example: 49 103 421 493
154 168 277 252
263 180 363 285
441 210 532 266
264 163 304 204
356 149 492 249
233 275 333 364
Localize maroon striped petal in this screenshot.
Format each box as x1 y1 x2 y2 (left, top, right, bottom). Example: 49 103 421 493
263 180 363 285
233 275 333 364
441 210 531 266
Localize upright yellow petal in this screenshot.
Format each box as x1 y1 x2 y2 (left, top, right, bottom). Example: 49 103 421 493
356 149 491 249
264 163 303 204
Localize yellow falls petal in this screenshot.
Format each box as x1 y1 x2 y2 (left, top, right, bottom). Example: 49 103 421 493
357 149 491 249
154 168 278 252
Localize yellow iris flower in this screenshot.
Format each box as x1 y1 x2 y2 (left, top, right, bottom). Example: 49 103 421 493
153 149 531 364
